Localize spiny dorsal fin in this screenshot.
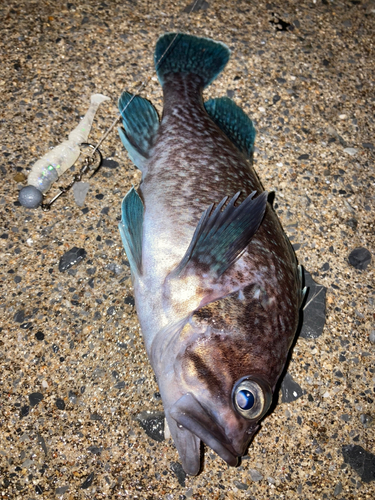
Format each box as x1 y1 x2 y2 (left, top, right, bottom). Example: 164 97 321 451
173 190 268 279
118 187 144 277
118 92 159 171
204 97 256 159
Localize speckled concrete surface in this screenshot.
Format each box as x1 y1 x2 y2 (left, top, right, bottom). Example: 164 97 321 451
1 0 374 498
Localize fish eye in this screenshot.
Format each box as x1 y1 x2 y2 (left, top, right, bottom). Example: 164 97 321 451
232 377 272 420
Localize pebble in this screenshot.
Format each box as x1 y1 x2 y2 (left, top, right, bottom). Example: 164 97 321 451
88 446 102 455
124 295 135 306
342 445 375 483
333 482 343 496
133 410 165 442
249 469 263 482
170 462 186 486
280 372 304 403
58 247 87 272
20 405 30 418
29 392 43 407
360 414 374 428
55 486 69 495
106 262 124 275
35 331 44 341
68 391 77 404
114 380 126 389
21 458 33 469
72 181 90 206
369 331 375 344
183 0 209 13
55 398 65 410
348 247 372 270
299 269 327 339
13 310 25 323
37 433 48 455
343 147 358 156
101 158 120 169
233 480 248 490
14 172 26 182
80 472 95 489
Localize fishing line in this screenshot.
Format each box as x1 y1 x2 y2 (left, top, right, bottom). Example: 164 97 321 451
20 0 202 210
91 0 201 158
41 0 200 211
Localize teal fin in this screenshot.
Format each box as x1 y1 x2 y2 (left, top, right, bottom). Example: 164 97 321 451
118 187 144 277
205 97 256 158
173 191 268 279
118 91 159 170
155 33 230 88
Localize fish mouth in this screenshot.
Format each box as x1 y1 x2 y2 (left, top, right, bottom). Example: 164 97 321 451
170 393 252 468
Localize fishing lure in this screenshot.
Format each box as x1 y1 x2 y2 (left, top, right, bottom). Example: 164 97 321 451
18 93 110 209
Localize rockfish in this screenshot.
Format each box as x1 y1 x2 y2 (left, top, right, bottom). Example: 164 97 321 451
118 33 303 475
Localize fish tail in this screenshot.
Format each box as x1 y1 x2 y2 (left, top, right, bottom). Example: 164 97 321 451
155 33 230 88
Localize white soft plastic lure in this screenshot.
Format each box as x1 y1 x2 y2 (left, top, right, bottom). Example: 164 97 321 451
19 93 110 208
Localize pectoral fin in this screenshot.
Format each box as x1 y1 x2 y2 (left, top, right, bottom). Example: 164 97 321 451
164 191 267 316
118 187 144 277
118 92 159 170
173 190 267 279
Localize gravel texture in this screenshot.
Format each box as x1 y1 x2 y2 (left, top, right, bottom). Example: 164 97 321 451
1 0 374 498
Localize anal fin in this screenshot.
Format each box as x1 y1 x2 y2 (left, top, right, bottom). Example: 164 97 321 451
118 187 144 277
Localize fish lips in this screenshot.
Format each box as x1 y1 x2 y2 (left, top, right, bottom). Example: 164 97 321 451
169 393 258 471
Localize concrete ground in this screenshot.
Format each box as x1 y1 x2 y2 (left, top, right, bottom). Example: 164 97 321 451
0 0 374 498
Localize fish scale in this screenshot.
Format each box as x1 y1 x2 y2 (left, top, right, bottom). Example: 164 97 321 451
117 32 302 475
149 75 261 203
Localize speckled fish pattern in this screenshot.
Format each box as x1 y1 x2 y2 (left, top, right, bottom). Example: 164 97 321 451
118 33 302 476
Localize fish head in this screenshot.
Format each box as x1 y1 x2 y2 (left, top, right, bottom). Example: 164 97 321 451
152 289 288 475
167 377 271 474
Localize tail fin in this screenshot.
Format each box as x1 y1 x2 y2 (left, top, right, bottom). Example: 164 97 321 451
155 33 230 88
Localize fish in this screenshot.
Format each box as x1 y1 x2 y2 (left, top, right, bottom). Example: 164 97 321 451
117 33 304 475
18 93 110 209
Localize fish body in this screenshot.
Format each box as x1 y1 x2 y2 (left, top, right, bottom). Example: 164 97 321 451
118 33 303 475
19 93 110 208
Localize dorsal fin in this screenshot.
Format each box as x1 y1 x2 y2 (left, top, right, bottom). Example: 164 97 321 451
204 97 256 159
